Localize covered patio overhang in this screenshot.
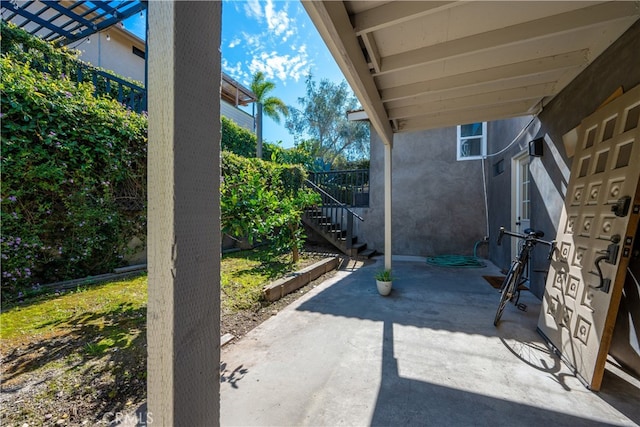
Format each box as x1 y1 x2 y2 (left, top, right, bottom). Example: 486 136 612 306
302 0 640 270
221 72 257 107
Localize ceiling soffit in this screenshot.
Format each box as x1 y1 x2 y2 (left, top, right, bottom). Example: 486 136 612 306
304 1 640 141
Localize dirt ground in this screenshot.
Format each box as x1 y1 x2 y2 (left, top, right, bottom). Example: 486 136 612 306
0 245 361 426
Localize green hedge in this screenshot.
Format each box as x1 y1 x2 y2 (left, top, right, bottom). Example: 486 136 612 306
1 52 147 297
221 116 256 157
221 152 319 261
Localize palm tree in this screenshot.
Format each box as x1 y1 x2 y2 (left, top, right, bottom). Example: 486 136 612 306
250 72 289 158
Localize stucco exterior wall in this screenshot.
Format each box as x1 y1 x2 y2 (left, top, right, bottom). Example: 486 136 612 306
221 100 254 132
361 127 488 257
485 116 540 277
487 19 640 299
76 29 146 84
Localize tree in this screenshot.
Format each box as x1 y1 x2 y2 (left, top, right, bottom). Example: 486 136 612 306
285 75 369 166
250 71 289 159
220 152 319 263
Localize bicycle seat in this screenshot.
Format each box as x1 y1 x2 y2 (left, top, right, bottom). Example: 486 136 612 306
524 228 544 238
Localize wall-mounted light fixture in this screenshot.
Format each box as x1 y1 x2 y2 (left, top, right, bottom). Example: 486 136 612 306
529 137 544 157
106 33 111 41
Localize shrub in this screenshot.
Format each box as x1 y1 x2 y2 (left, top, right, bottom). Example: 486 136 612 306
221 152 319 262
1 53 147 297
220 115 319 170
221 116 256 157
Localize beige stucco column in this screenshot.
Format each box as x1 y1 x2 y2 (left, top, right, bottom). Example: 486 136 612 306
384 141 392 271
147 2 221 424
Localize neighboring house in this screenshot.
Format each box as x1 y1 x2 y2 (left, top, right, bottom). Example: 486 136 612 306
2 1 147 83
75 24 146 84
78 26 257 131
219 73 257 132
2 1 257 130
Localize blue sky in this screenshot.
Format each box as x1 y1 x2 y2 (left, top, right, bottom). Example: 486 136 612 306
125 1 346 148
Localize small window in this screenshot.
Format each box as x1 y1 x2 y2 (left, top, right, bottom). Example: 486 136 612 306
457 122 487 160
493 159 505 176
132 46 146 59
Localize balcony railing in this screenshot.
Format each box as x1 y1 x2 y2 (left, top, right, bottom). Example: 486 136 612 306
2 23 146 113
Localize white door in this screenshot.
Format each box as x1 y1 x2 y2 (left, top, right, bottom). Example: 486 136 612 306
537 84 640 390
512 152 531 258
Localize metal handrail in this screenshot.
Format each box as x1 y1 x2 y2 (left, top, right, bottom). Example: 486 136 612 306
305 179 364 221
309 169 369 207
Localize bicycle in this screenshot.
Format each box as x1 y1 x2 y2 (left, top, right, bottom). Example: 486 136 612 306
493 227 555 326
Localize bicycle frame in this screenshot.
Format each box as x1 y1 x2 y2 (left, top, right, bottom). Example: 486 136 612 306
494 227 555 326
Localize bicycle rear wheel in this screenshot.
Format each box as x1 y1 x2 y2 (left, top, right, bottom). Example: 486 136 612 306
494 262 520 326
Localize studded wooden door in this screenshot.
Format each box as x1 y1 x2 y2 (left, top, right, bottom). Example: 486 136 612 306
537 84 640 390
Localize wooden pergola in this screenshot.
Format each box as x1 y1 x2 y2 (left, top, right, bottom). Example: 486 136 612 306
1 0 147 45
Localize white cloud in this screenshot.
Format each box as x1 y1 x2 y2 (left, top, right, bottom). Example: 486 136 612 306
248 51 309 84
243 0 262 21
281 29 295 43
264 0 291 36
241 31 262 50
222 58 250 85
224 1 312 87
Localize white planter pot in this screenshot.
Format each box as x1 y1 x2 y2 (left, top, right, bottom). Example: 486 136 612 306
376 280 392 296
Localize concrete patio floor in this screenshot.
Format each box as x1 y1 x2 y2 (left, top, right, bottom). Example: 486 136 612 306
220 257 640 426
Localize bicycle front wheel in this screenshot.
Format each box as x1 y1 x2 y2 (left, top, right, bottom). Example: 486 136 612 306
494 263 520 326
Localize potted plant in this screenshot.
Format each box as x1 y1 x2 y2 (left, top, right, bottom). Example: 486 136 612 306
375 269 393 296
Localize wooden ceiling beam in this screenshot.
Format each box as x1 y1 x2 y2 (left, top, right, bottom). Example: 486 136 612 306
384 73 561 110
380 49 588 102
388 83 556 120
361 32 381 74
397 100 541 133
352 1 458 35
377 2 637 75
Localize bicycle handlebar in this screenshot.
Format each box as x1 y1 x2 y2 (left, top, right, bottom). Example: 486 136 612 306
497 226 556 260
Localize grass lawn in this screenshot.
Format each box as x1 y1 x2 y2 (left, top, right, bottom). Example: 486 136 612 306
221 249 310 310
0 248 322 425
1 248 311 343
1 275 147 351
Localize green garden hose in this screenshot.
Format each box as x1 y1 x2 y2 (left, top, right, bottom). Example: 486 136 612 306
425 255 486 268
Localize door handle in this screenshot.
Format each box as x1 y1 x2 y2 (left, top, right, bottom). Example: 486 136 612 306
611 196 631 217
593 234 621 293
